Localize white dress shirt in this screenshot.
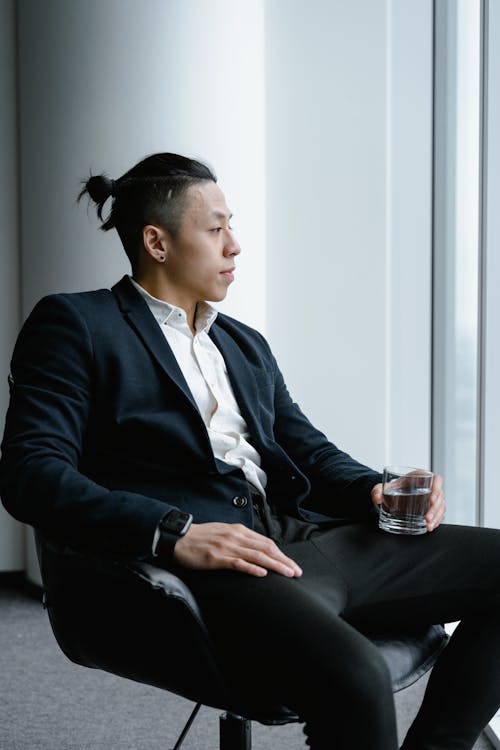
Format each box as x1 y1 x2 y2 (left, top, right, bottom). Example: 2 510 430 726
129 277 268 497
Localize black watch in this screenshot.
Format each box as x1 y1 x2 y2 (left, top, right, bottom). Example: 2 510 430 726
159 509 193 537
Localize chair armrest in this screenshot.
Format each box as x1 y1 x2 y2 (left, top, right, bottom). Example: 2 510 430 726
369 624 449 692
122 560 204 624
35 529 208 634
34 529 237 708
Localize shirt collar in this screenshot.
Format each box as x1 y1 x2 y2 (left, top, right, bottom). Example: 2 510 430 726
128 276 218 335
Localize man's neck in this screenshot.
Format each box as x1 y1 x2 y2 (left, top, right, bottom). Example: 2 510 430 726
132 273 197 335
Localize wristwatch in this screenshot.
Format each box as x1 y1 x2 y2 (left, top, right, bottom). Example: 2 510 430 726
153 509 193 564
159 509 193 537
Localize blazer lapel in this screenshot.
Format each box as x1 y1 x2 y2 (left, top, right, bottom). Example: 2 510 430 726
111 277 200 415
112 277 265 450
209 324 264 443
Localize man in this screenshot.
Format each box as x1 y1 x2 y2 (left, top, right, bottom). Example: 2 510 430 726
1 152 499 750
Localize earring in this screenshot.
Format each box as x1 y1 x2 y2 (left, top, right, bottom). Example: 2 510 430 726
159 254 166 263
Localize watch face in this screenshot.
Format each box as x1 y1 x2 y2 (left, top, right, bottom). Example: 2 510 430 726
163 510 192 535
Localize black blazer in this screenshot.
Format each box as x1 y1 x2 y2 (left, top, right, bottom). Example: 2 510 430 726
0 276 381 561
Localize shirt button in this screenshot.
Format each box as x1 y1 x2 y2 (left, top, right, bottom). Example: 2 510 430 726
232 496 248 508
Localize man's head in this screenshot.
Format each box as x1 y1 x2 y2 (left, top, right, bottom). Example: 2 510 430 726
79 152 218 273
80 152 240 309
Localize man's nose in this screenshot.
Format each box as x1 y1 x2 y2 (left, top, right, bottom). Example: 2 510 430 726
224 234 241 256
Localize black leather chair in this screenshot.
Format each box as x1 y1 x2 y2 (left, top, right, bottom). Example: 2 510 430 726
34 529 449 750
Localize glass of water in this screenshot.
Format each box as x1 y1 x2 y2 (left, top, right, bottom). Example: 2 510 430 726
378 466 433 535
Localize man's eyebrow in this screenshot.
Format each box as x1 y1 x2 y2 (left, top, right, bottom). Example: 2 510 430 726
208 210 233 221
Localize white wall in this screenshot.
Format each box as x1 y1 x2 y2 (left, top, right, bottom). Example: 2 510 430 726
265 0 433 471
17 0 265 328
0 0 24 570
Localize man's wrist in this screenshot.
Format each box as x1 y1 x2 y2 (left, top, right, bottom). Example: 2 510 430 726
152 509 193 565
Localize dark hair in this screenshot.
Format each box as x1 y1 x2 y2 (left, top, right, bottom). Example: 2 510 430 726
78 152 217 271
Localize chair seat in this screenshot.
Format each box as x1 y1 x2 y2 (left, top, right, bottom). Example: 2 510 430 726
35 530 449 726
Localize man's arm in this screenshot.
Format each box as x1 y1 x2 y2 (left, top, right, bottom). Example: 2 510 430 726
267 344 382 520
0 295 174 560
270 352 448 529
0 295 303 576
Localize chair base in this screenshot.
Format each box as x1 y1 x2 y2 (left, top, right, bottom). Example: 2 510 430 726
171 703 252 750
171 703 202 750
220 712 252 750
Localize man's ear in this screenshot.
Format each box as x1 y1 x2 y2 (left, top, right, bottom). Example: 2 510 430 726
142 224 169 264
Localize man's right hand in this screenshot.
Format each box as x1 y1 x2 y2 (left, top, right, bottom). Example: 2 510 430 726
173 522 303 578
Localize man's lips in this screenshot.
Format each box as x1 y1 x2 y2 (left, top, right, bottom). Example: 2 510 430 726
221 267 235 279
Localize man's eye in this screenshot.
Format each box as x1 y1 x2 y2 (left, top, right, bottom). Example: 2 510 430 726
210 225 234 233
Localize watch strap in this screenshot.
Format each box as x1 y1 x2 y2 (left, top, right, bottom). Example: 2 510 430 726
154 528 181 567
152 509 193 566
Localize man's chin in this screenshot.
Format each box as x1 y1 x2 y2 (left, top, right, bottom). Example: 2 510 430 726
206 290 229 303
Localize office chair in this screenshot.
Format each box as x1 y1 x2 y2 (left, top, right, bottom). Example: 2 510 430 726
34 529 449 750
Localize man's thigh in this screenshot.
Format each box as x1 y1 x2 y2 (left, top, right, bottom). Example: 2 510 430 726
303 522 500 630
179 537 349 632
177 544 388 704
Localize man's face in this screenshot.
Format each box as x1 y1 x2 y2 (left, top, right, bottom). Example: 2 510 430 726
162 181 240 304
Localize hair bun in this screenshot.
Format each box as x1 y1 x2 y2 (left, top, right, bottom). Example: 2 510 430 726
85 175 115 204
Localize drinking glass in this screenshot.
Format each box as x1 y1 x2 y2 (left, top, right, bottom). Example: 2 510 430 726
378 466 433 535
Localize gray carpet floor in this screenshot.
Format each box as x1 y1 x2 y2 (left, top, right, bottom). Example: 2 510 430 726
0 578 494 750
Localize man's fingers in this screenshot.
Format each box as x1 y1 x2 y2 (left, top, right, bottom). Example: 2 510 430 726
238 545 301 577
228 555 296 579
228 557 269 577
431 473 443 490
174 522 303 577
426 479 446 530
232 526 302 575
244 533 302 572
430 474 443 503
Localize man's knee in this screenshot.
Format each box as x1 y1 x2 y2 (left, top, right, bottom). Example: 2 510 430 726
299 648 396 749
344 648 392 707
309 639 393 712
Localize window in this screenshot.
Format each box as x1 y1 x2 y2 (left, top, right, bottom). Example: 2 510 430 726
432 0 482 526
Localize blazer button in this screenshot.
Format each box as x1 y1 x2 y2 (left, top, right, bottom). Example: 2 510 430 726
232 496 248 508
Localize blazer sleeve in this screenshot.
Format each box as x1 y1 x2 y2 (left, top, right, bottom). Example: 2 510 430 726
0 295 171 560
267 341 383 520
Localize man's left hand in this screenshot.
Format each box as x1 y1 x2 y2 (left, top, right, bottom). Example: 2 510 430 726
371 473 446 532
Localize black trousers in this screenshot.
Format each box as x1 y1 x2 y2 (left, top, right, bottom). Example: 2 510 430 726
178 520 500 750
